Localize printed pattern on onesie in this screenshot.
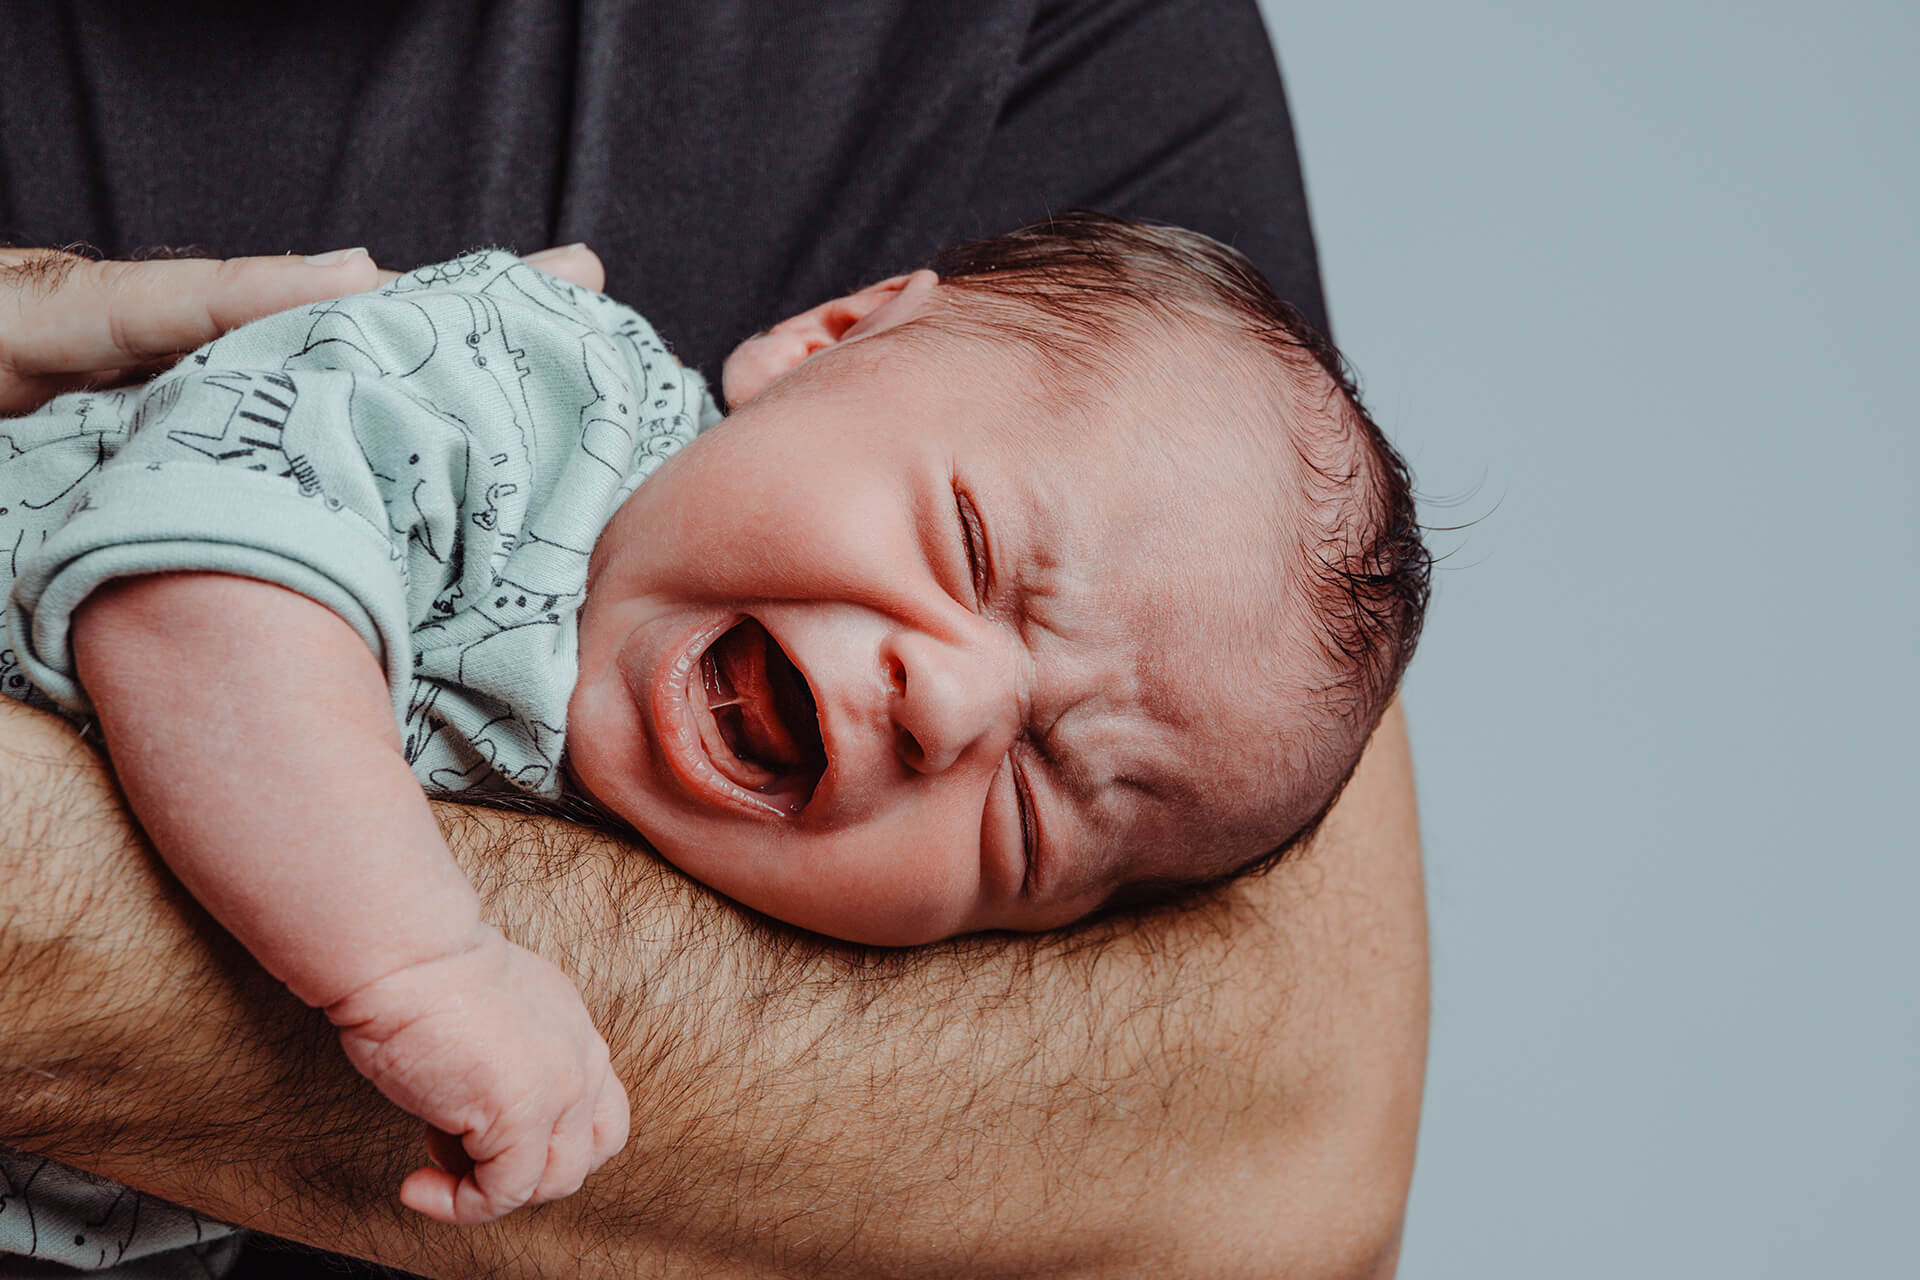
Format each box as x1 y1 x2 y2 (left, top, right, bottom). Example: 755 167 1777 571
4 248 719 793
0 1149 243 1277
0 250 720 1271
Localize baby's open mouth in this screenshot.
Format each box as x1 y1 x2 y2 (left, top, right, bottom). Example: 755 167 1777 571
695 618 826 813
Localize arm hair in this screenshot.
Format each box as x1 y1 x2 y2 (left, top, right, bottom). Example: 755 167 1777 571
0 694 1424 1278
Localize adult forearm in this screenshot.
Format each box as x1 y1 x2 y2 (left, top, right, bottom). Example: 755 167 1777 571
0 697 1425 1278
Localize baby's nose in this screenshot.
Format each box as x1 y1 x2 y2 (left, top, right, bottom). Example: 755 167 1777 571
882 629 1019 776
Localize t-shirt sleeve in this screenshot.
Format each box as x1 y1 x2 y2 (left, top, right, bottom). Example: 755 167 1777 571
961 0 1331 335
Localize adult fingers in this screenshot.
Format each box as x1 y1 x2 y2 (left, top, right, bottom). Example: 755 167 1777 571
372 243 606 291
0 247 380 378
521 243 604 291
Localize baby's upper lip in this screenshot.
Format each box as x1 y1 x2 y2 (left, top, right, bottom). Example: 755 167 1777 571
749 618 874 826
769 631 881 825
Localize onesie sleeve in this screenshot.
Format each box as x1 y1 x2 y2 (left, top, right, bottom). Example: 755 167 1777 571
8 364 420 717
6 251 710 745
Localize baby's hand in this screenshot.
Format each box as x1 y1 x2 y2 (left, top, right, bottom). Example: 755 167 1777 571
325 926 630 1225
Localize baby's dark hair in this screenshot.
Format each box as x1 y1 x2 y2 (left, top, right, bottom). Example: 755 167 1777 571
915 211 1431 898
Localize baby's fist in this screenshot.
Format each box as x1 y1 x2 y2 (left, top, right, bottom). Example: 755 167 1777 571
325 926 631 1224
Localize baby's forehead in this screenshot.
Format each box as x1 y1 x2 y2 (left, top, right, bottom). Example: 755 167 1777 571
1020 337 1310 512
980 383 1284 521
1005 406 1296 600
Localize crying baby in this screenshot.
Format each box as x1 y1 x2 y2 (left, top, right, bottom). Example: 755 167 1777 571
1 212 1429 1224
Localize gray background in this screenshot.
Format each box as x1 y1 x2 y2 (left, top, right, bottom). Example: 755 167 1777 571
1257 1 1917 1274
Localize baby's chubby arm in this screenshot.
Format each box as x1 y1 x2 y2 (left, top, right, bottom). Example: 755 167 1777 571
69 570 629 1224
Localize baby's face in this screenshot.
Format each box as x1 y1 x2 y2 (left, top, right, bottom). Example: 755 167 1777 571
568 325 1312 945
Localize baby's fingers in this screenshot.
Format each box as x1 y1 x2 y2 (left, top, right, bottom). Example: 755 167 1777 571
397 1165 466 1225
400 1128 550 1226
424 1125 472 1180
593 1063 632 1165
525 1058 627 1206
530 1095 599 1207
459 1134 555 1224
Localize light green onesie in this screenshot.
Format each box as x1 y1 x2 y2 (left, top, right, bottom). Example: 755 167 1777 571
0 250 719 1272
3 248 719 790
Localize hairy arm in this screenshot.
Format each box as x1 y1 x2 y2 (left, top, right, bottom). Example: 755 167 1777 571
0 694 1424 1278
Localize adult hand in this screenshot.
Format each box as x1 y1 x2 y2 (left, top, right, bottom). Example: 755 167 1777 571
0 242 606 417
373 242 606 293
0 246 381 414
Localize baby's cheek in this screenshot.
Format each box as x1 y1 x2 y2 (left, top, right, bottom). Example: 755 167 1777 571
784 837 981 946
561 673 644 818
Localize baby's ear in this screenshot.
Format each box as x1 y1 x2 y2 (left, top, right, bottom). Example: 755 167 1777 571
722 269 938 408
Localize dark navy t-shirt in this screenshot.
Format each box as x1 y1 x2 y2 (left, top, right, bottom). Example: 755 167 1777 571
0 0 1329 381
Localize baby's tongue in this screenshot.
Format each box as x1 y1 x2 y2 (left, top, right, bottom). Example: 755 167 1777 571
710 619 809 770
